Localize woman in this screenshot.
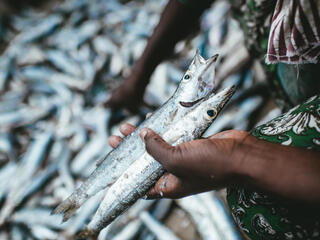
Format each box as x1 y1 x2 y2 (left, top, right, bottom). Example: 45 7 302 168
108 1 320 239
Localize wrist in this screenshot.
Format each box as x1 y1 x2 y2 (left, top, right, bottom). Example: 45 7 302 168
227 134 262 188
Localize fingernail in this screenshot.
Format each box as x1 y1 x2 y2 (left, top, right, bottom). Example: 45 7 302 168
119 123 128 132
140 128 148 140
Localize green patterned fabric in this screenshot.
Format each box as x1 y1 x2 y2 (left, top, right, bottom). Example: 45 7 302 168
177 1 320 238
227 95 320 240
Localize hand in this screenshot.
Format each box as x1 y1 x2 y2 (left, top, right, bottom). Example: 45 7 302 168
105 75 146 113
104 0 211 113
109 123 253 199
111 122 320 205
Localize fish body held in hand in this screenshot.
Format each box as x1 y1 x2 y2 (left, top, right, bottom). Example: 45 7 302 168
79 86 235 237
53 51 219 221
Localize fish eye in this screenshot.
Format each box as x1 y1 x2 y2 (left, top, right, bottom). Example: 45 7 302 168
183 73 192 81
207 109 217 118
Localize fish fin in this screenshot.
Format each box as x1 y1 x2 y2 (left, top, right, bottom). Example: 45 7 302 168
52 197 79 222
77 228 98 239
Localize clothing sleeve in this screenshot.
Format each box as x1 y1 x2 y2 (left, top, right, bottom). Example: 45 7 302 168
266 0 320 64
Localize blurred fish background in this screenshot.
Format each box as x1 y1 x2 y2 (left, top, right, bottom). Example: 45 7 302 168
0 0 281 239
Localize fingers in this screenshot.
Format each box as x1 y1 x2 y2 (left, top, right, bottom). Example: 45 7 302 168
140 128 210 177
140 128 180 174
108 136 123 148
147 173 182 199
119 123 136 136
108 123 136 148
147 173 214 199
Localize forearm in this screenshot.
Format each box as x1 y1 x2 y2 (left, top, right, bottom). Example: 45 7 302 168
132 0 212 88
235 136 320 206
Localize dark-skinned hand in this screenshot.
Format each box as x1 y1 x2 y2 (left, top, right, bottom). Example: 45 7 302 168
109 121 320 206
104 76 146 113
108 122 252 199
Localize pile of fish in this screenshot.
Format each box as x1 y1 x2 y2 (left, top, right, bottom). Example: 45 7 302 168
0 0 280 239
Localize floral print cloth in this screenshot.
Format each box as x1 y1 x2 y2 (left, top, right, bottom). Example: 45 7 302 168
227 95 320 240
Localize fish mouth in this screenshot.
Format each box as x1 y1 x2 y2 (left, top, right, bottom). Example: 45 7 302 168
179 98 203 108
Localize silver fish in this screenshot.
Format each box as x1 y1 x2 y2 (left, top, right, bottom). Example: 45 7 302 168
111 219 142 240
176 195 222 240
0 132 53 225
70 109 111 175
139 211 181 240
11 208 69 230
105 199 155 239
14 15 62 44
139 199 173 240
56 142 74 193
46 50 83 78
28 224 58 240
53 51 219 221
63 190 106 237
79 86 235 237
197 192 240 240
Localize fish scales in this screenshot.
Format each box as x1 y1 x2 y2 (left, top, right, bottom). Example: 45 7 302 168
53 51 219 221
79 86 235 237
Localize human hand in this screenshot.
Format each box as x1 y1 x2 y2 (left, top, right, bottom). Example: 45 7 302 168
105 68 149 113
109 123 253 199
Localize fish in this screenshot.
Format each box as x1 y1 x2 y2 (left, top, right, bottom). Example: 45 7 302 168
197 192 240 240
176 195 222 240
0 162 18 201
11 208 69 230
28 224 58 240
139 211 181 240
104 199 155 240
138 199 173 240
79 85 235 237
176 192 240 240
0 0 261 238
56 142 75 193
46 50 83 78
111 219 142 240
70 109 111 175
53 50 219 221
14 15 63 44
63 190 106 237
0 132 53 225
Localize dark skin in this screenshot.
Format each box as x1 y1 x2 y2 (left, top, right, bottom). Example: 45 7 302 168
109 123 320 207
106 0 320 210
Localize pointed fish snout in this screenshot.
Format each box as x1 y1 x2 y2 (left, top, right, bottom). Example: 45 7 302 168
207 54 219 64
215 85 235 105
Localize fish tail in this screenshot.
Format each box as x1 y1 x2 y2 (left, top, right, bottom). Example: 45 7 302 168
51 196 79 222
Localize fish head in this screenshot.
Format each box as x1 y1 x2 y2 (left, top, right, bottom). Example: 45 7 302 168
177 50 218 108
200 85 235 122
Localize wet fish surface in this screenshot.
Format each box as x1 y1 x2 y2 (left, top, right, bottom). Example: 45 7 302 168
79 86 235 237
53 51 219 221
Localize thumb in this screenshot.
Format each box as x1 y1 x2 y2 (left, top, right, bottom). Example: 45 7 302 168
140 128 182 175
